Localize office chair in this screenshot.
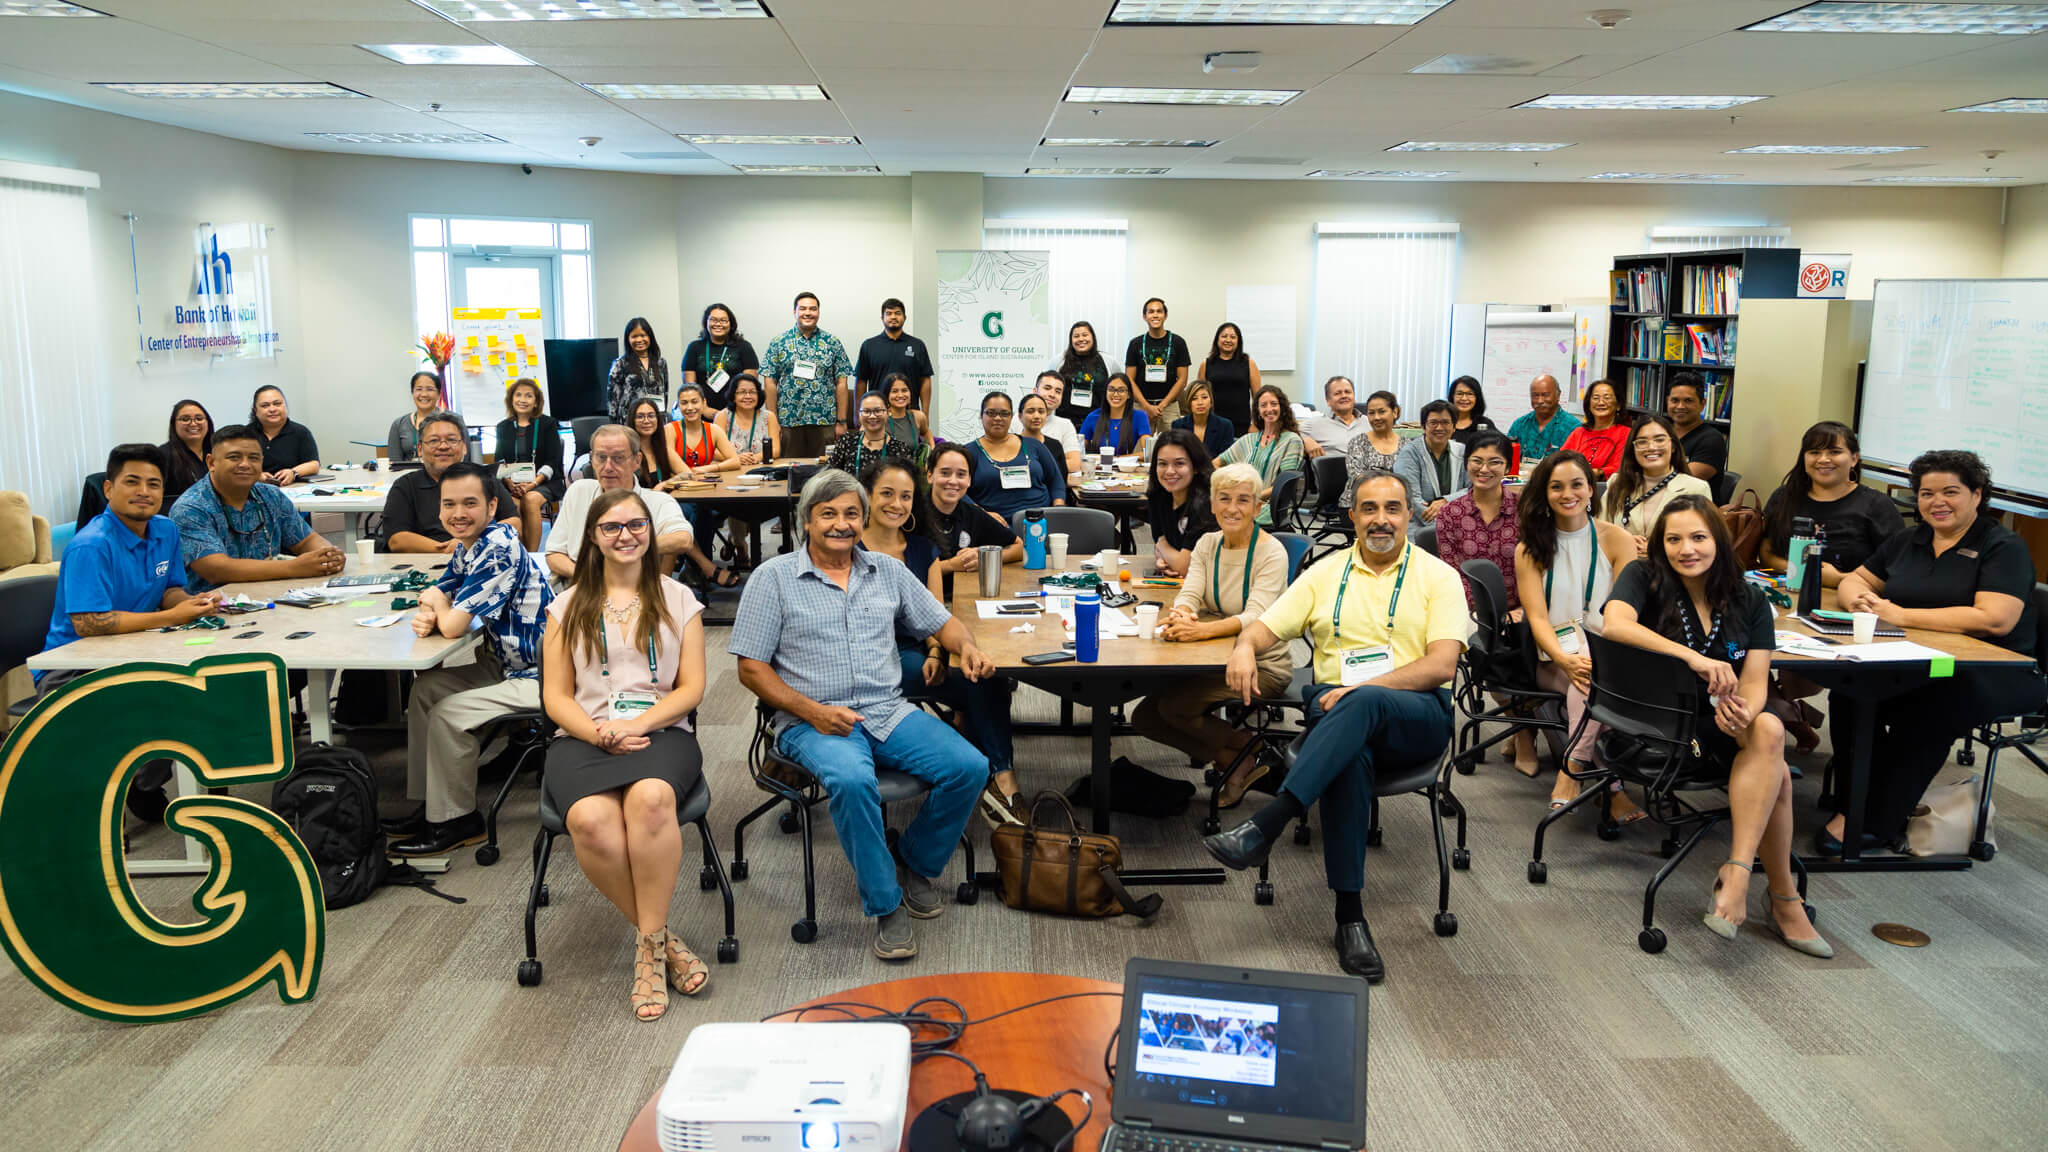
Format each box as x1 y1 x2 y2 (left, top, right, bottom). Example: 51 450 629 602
1266 469 1304 531
1962 582 2048 861
1450 559 1568 775
1195 531 1314 836
1303 455 1354 560
1010 506 1116 554
1 574 58 725
1415 523 1439 558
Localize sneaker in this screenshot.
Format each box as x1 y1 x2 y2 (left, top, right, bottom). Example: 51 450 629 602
873 904 918 960
977 779 1024 828
898 863 943 919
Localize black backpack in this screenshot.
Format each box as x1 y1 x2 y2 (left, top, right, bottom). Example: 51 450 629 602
271 742 460 909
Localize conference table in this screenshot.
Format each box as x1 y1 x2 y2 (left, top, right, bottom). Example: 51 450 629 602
616 972 1121 1152
283 465 394 550
665 474 793 623
1070 469 1148 554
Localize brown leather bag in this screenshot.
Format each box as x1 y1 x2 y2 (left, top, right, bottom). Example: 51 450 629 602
988 791 1162 919
1721 488 1766 569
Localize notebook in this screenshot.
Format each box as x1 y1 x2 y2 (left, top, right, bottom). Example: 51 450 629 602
1103 958 1368 1152
1795 612 1904 639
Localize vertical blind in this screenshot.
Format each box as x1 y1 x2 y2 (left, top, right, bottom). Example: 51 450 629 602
981 219 1128 370
1649 225 1790 251
1311 223 1459 415
0 175 108 520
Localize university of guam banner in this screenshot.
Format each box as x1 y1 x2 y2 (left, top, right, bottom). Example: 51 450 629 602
934 251 1052 443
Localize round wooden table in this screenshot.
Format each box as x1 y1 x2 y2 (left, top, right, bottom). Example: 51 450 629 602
617 971 1121 1152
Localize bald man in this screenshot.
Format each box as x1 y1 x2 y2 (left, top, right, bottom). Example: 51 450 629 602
1507 374 1581 468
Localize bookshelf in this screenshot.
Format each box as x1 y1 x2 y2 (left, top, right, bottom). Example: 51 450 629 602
1606 247 1800 442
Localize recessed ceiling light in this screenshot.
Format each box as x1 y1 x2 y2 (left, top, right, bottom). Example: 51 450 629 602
1042 138 1220 147
1517 94 1769 111
1727 144 1923 154
680 134 859 145
1389 140 1572 151
360 43 534 66
1307 169 1457 178
1857 175 2020 183
1585 172 1739 181
1745 3 2048 34
1949 97 2048 113
1410 53 1570 75
586 83 827 100
1025 167 1172 176
411 0 766 20
732 164 880 174
1 1 107 15
1067 86 1298 106
1107 1 1453 24
306 131 505 144
93 81 366 98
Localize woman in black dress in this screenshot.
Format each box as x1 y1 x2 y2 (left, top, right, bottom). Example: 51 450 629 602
1200 322 1259 432
541 487 713 1021
680 302 758 413
1447 376 1502 452
493 377 566 549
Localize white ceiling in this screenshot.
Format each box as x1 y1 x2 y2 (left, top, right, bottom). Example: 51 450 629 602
0 0 2042 185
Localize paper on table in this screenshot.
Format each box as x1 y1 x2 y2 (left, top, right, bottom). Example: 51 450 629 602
1831 641 1957 675
355 614 407 628
1774 631 1840 658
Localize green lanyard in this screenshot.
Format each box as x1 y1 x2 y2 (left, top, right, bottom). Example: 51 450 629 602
1143 333 1171 365
1332 542 1410 642
1253 433 1283 477
514 419 539 462
1543 533 1600 614
598 616 660 690
738 408 759 451
703 342 728 379
1212 523 1261 614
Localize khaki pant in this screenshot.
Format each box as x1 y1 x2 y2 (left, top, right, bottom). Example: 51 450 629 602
1154 399 1184 428
1132 664 1293 765
406 648 540 822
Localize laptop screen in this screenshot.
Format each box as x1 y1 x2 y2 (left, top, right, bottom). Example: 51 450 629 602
1116 959 1365 1143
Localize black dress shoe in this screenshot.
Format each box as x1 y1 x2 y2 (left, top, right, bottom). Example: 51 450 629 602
1811 825 1891 858
1335 921 1385 983
380 806 430 838
390 812 485 857
1201 820 1274 871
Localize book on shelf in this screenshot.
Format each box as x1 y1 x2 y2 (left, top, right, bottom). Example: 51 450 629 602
1626 318 1664 359
1679 263 1742 314
1623 365 1660 411
1615 266 1665 313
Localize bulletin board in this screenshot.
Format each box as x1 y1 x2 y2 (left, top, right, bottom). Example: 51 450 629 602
450 307 548 423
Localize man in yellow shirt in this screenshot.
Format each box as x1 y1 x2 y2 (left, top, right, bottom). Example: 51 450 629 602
1205 469 1468 981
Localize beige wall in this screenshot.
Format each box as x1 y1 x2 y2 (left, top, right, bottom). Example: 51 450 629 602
2004 184 2048 277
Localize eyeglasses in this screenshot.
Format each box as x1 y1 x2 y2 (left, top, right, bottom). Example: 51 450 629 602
596 518 651 539
422 436 465 448
592 452 634 466
176 415 208 424
1467 457 1507 472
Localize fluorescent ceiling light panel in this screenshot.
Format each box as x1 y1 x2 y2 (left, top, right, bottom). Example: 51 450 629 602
1 1 107 14
306 131 505 144
1410 53 1572 75
1307 169 1457 178
586 83 826 100
360 43 534 65
1389 140 1572 151
1949 97 2048 113
1026 167 1172 175
1042 138 1220 147
1067 86 1297 106
1857 174 2020 183
93 81 365 98
680 134 858 145
1727 144 1922 154
733 164 880 174
1586 172 1738 181
1108 1 1452 24
1745 3 2048 34
1518 94 1769 111
411 0 766 20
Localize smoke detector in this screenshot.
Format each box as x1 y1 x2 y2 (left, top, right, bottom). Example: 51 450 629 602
1586 9 1631 29
578 136 602 148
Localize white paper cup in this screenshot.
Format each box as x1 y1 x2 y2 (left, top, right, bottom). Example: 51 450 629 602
354 538 375 566
1096 549 1120 572
1135 603 1159 639
1851 611 1878 645
1049 533 1069 568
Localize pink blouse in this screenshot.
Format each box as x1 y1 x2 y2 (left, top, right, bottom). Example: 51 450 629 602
1434 488 1521 614
548 577 704 730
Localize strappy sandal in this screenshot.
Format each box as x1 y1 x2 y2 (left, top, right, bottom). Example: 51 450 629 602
710 565 741 588
661 928 710 996
1767 890 1835 958
1217 755 1271 809
633 930 668 1021
1703 860 1753 939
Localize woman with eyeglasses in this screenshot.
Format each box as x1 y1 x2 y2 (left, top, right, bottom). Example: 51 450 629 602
965 391 1066 519
1433 430 1537 775
1447 376 1502 452
1080 373 1151 458
680 303 758 413
249 385 320 486
541 487 714 1020
609 317 670 422
388 371 446 464
626 397 684 489
1559 379 1628 478
160 399 214 502
494 377 566 550
1600 413 1711 557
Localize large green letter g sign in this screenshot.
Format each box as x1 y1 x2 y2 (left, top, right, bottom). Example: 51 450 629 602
0 655 323 1023
981 310 1004 339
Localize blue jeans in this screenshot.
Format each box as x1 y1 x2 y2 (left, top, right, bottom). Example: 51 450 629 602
897 646 1015 773
1285 684 1453 892
681 501 724 559
778 709 987 918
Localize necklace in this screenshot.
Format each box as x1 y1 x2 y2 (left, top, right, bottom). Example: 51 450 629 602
602 592 640 624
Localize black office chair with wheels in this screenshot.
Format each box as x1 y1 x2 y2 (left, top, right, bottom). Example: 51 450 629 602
1451 559 1567 775
1964 582 2048 862
1303 455 1354 560
1266 469 1305 532
1711 470 1741 507
1415 523 1439 557
1009 506 1116 554
1195 531 1316 835
730 702 979 944
2 574 58 725
570 415 608 460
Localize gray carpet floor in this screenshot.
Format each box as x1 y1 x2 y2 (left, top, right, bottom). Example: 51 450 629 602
4 640 2046 1152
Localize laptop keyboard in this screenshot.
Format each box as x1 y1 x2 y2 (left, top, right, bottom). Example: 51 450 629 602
1104 1128 1298 1152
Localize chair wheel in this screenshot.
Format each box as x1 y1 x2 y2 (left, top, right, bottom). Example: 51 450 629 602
536 884 550 907
1202 767 1224 787
1957 748 1975 766
1202 817 1220 835
1454 754 1477 775
516 959 542 986
1434 911 1458 937
1596 823 1621 842
1659 839 1679 859
698 865 718 891
1452 847 1471 871
1253 881 1274 905
474 843 500 867
1527 860 1547 884
1971 841 1996 862
791 919 817 944
1365 827 1383 847
778 810 801 834
1293 823 1312 846
717 937 739 964
955 881 980 905
1638 927 1667 954
729 860 750 881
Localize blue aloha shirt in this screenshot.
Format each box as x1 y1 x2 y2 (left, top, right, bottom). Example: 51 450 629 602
438 521 554 677
169 479 313 593
761 325 853 427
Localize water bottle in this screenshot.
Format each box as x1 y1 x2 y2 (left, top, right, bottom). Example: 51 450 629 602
1797 522 1826 615
1022 509 1048 570
1785 516 1816 591
1075 590 1100 663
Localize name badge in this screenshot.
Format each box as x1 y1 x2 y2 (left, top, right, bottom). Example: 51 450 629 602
1552 621 1583 657
1340 645 1392 687
706 367 730 393
999 464 1030 490
1069 384 1093 409
609 689 659 721
793 360 818 381
1145 363 1167 385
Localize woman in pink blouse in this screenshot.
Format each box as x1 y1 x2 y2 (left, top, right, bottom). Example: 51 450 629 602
1431 431 1537 775
1559 379 1629 477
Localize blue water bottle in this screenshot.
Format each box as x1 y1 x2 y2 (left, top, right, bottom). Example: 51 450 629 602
1074 589 1100 663
1022 509 1048 570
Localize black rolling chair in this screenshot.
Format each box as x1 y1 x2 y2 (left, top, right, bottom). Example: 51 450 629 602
1415 523 1439 557
730 702 979 943
1527 631 1810 953
1450 559 1568 775
1303 456 1354 559
74 472 107 532
1963 582 2048 862
1195 531 1314 834
1009 506 1116 554
1711 469 1741 507
1266 469 1304 531
474 710 553 867
2 574 58 725
570 415 607 460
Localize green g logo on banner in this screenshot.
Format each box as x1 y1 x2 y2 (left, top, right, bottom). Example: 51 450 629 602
981 310 1004 339
0 654 323 1023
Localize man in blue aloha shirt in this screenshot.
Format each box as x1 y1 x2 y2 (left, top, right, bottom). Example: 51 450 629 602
760 290 853 461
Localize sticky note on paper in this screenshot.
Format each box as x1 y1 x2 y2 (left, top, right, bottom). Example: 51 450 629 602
488 334 500 347
524 351 537 365
465 335 478 348
1930 655 1955 678
462 356 481 372
514 333 528 347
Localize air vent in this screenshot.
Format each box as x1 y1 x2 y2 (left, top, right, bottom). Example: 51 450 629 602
659 1119 715 1151
1224 156 1308 166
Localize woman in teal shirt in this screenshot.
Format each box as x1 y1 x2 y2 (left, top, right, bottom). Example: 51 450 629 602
1218 384 1306 524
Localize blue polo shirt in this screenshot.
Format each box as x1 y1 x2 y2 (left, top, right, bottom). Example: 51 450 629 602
39 509 185 678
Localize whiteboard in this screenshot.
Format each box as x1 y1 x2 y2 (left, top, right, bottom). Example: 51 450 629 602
451 307 549 427
1480 309 1578 426
1226 284 1297 373
1860 279 2048 502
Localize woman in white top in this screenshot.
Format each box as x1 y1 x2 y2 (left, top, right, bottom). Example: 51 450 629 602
1132 463 1294 807
541 488 712 1022
1514 450 1643 820
1600 414 1713 556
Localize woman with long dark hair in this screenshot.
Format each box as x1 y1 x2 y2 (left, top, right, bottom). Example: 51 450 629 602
1559 379 1628 478
1171 379 1237 462
1601 413 1711 554
1218 384 1305 524
1759 421 1904 586
1603 495 1830 957
1080 373 1151 456
1056 320 1112 426
681 303 758 413
1342 390 1403 506
160 399 213 501
249 385 319 486
1146 427 1217 577
608 317 670 421
626 397 684 489
1201 321 1260 431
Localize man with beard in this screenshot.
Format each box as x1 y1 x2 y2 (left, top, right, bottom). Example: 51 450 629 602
853 297 934 412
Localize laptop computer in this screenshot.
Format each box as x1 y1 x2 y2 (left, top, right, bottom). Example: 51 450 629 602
1102 958 1368 1152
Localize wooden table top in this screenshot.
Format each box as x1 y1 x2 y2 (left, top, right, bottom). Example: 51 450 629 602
616 972 1122 1152
28 555 478 672
948 557 1236 672
662 474 791 506
1769 588 2032 668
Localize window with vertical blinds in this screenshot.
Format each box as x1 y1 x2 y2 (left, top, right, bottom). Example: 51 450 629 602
1648 225 1789 251
1310 223 1458 415
981 219 1128 368
0 172 108 520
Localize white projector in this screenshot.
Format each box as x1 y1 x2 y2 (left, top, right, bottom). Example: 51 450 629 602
657 1022 912 1152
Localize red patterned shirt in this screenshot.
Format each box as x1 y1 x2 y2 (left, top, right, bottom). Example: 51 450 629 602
1435 488 1521 614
